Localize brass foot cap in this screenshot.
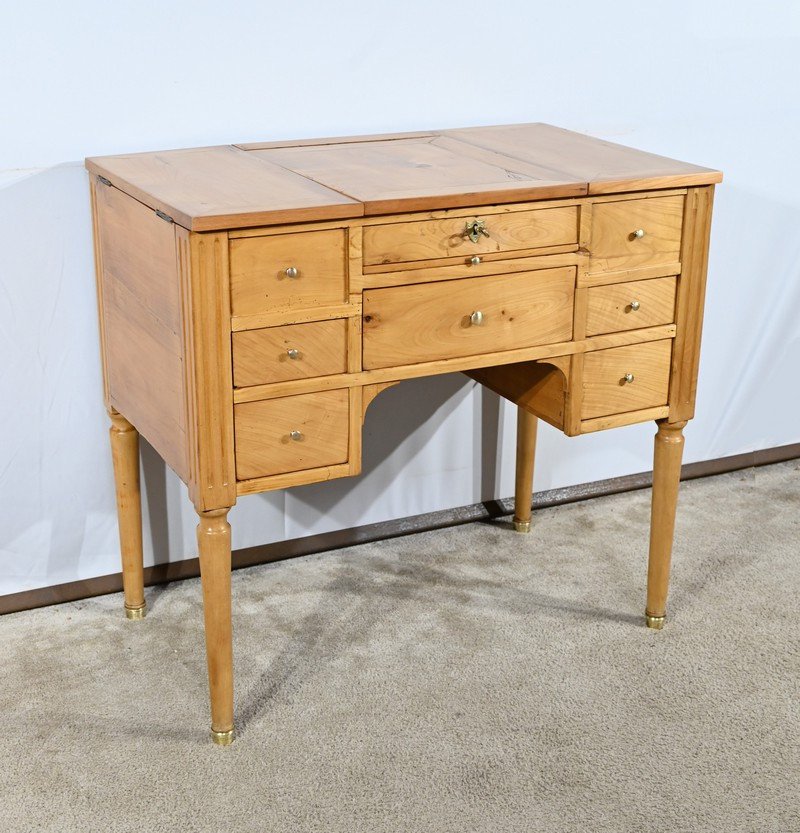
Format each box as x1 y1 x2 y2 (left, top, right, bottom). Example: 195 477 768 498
645 613 666 630
210 728 235 746
513 518 531 534
124 604 147 621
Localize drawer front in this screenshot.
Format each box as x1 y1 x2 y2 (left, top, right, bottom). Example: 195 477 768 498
581 340 672 419
234 389 349 480
229 229 347 316
363 206 578 267
589 195 683 273
232 319 347 387
585 276 676 336
362 267 575 370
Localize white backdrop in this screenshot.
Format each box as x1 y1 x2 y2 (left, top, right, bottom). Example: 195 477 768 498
2 1 799 595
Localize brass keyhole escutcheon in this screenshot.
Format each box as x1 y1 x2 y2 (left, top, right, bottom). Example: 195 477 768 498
464 219 490 243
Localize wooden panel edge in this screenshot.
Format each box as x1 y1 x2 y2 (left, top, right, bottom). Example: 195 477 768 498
236 463 355 495
580 263 682 287
579 406 670 434
231 302 360 332
588 172 722 195
89 176 111 408
181 229 237 510
668 186 715 421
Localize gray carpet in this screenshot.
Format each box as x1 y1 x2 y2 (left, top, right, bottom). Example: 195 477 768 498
1 461 798 833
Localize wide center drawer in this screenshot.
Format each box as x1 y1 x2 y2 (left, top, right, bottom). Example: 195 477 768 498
363 206 578 267
234 389 350 480
362 267 575 370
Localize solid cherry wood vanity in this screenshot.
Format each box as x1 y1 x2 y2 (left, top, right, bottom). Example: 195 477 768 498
86 123 720 744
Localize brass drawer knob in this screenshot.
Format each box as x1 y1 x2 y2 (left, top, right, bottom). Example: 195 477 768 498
284 266 299 278
470 310 484 326
470 255 482 266
464 219 490 243
623 373 635 384
630 300 641 311
631 228 645 240
289 430 304 441
286 348 300 359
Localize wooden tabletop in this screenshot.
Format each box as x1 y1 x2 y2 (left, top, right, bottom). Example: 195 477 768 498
86 123 722 231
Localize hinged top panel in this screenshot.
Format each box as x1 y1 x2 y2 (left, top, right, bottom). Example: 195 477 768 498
86 123 721 231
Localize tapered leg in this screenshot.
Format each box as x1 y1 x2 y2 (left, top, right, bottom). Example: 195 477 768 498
197 508 234 745
513 408 538 533
108 408 146 620
645 420 687 629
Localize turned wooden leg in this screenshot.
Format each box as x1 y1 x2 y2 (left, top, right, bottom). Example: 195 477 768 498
513 408 538 533
108 408 146 620
197 508 234 745
646 420 687 629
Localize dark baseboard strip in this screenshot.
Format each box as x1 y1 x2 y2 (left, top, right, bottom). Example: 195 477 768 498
2 442 798 616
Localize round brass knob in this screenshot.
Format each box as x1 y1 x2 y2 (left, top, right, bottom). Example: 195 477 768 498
289 430 303 441
470 310 484 326
284 266 299 278
630 300 641 311
623 373 635 384
632 228 645 239
286 348 300 359
470 256 482 266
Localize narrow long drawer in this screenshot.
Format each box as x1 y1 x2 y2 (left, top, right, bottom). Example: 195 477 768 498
232 319 347 387
589 195 683 273
229 229 347 316
581 340 672 419
234 389 349 480
363 206 578 266
585 276 676 336
362 267 575 370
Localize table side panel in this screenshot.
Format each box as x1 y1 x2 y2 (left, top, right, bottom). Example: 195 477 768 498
92 180 188 480
668 186 715 422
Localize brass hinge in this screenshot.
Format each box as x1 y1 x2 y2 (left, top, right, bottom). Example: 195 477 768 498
97 175 112 187
155 209 174 224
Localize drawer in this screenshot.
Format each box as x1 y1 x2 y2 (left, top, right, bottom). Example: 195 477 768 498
363 206 577 266
234 389 349 480
589 195 683 273
585 276 676 336
229 229 347 316
581 340 672 419
232 319 347 387
362 267 574 370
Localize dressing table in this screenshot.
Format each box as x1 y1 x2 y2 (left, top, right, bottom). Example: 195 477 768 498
86 123 721 744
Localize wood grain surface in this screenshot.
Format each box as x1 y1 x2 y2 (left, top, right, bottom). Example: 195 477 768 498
232 319 348 387
87 124 721 229
581 340 672 419
585 276 677 336
362 268 575 369
234 390 350 480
